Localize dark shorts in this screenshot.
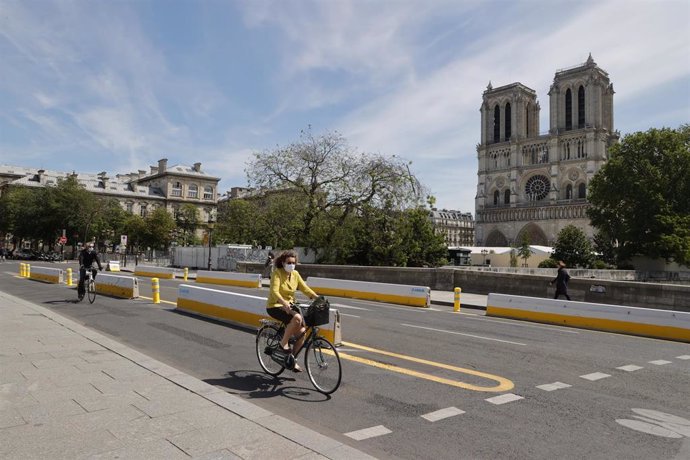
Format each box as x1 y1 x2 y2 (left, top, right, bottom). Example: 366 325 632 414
267 306 297 324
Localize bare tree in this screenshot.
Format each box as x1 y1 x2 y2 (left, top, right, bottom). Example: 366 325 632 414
245 128 425 249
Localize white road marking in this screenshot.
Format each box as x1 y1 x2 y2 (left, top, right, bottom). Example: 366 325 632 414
617 364 644 372
648 360 672 365
580 372 611 381
344 425 392 441
677 355 690 360
616 419 683 438
401 323 527 346
536 382 572 392
459 314 579 334
330 303 370 311
485 393 524 405
339 313 360 318
421 407 465 422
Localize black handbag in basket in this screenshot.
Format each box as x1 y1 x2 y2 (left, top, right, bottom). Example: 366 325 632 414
305 295 330 327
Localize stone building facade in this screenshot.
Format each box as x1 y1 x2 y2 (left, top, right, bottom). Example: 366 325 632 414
429 209 475 246
0 158 220 235
475 55 619 246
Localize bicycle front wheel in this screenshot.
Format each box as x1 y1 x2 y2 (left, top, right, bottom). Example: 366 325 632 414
87 280 96 304
305 337 341 394
256 325 285 376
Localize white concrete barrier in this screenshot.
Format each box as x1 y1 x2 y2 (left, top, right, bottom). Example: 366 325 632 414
487 293 690 343
196 270 261 288
134 265 175 279
29 266 64 284
96 274 139 299
107 260 121 272
176 284 342 345
306 277 430 308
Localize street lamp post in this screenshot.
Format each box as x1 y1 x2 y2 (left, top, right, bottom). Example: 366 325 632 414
207 209 217 271
481 249 488 266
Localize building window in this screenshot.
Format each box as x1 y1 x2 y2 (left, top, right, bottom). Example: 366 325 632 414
188 184 198 199
126 202 133 213
493 190 499 206
525 105 530 137
172 182 182 197
578 86 585 128
504 189 510 205
565 88 572 131
525 175 550 201
493 105 500 143
140 204 147 217
578 183 586 199
566 184 573 199
203 186 213 200
505 103 511 140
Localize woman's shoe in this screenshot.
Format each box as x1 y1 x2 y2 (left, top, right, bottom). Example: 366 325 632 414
292 363 303 373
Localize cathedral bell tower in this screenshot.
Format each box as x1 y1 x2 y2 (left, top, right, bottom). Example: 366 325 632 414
475 55 619 247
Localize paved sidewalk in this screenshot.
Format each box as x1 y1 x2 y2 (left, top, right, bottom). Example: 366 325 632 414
0 290 373 459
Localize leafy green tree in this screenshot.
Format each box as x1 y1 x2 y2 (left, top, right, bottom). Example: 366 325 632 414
245 128 424 250
509 250 518 268
91 199 128 250
587 125 690 266
398 207 448 267
145 207 176 249
517 234 533 267
552 225 594 268
123 215 147 252
176 203 200 246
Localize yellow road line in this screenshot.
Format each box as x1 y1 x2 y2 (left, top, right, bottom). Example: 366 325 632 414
139 295 177 306
341 341 514 392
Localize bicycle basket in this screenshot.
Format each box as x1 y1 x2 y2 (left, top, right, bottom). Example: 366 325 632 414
305 295 330 327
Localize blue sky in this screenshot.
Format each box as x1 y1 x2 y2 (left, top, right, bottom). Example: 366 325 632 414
1 0 689 213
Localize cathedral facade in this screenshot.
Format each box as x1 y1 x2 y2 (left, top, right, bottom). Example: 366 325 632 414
474 55 619 246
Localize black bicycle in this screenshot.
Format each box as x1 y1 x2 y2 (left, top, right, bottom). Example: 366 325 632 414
78 268 97 304
256 299 342 395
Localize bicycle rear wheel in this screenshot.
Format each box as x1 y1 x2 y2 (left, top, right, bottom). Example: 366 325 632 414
305 337 341 394
87 280 96 304
256 325 285 376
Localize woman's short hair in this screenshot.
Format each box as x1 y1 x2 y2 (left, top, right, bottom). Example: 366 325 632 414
274 250 298 269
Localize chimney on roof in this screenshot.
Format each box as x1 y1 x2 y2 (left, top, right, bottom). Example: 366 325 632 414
150 166 158 175
193 162 201 172
36 169 45 183
158 158 168 173
138 170 146 178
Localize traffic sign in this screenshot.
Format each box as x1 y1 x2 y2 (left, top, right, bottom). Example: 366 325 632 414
121 235 128 246
58 236 67 245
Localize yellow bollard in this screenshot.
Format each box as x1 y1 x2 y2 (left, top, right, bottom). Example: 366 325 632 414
151 278 160 304
19 263 25 277
26 264 30 279
183 267 188 281
66 268 73 286
454 287 462 312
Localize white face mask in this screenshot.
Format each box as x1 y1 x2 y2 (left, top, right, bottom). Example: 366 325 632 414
87 247 94 253
284 263 296 273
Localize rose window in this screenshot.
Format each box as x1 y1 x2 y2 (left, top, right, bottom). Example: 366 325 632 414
525 175 550 201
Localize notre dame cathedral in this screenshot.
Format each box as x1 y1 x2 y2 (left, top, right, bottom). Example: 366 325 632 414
474 54 620 246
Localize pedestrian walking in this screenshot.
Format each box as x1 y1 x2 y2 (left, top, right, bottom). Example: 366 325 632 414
263 251 274 278
550 260 571 300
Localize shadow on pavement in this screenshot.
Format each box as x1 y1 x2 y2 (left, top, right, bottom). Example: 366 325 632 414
205 370 330 402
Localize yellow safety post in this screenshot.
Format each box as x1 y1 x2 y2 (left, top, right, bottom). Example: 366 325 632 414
19 263 25 277
454 287 462 312
66 268 73 286
152 277 160 304
26 264 31 279
183 267 188 281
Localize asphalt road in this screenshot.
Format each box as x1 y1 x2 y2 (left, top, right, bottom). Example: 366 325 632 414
2 260 690 459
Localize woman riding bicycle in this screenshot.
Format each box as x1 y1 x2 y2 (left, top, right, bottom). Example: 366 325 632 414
265 250 317 372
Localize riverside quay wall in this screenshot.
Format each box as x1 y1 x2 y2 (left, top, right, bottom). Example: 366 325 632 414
238 263 690 312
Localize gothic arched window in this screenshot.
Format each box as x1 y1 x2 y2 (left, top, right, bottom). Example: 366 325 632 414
525 105 530 137
566 184 573 199
505 103 512 140
565 89 573 131
493 190 499 205
493 105 500 143
578 86 585 128
578 183 586 199
504 189 510 205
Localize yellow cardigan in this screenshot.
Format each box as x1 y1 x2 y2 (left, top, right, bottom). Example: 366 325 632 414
266 268 316 308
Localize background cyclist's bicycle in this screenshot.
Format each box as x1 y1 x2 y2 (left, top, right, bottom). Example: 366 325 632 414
256 297 342 395
78 268 97 304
